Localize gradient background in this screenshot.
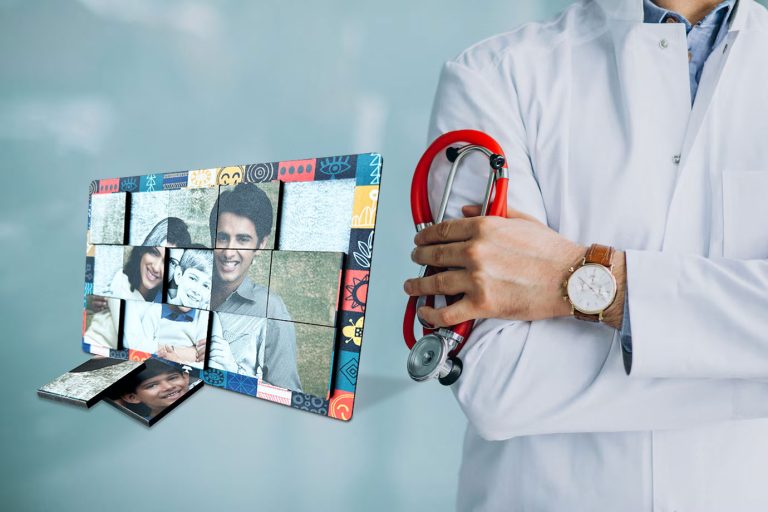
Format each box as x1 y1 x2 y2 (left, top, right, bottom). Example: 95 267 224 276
3 1 753 510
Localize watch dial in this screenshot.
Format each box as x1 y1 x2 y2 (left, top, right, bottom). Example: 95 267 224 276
567 264 616 314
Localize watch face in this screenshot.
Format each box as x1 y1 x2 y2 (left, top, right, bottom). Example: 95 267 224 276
567 264 617 314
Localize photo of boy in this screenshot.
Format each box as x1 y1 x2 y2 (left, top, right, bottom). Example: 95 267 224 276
105 359 203 426
167 247 213 310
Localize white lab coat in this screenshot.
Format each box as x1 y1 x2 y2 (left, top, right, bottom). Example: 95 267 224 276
427 0 768 510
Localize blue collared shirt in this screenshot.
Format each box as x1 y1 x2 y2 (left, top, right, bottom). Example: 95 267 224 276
621 0 734 366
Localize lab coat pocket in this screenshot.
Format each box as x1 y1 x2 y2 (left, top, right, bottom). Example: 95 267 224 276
722 170 768 259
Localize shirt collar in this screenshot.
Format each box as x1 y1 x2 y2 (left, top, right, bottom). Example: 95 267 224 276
231 277 259 302
595 0 747 30
162 304 196 322
643 0 734 27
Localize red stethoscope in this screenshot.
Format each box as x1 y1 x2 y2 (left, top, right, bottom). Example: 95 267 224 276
403 129 509 385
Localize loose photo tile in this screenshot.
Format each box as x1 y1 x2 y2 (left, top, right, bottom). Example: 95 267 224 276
83 295 124 350
210 249 271 316
268 251 344 327
123 301 210 370
266 319 336 399
94 246 167 303
278 179 356 252
37 357 145 408
166 248 213 310
89 192 127 245
215 182 280 251
103 359 204 426
167 186 219 247
128 190 171 246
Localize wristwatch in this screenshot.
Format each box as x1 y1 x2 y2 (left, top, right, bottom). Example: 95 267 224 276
564 243 617 322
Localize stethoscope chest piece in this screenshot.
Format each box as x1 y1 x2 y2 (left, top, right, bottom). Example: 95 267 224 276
406 332 463 386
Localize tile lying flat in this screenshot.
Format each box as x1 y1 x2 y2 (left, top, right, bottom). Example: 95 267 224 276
37 357 145 408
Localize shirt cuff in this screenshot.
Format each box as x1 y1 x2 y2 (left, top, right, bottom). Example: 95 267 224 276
619 293 633 375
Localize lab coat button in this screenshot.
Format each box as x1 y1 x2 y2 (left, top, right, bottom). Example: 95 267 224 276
659 38 669 49
673 154 681 164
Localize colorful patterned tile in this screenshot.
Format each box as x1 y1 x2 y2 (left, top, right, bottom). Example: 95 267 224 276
291 392 329 415
139 174 162 192
351 185 379 229
315 154 357 181
162 171 188 190
277 179 355 252
328 391 355 421
202 368 227 388
339 311 364 353
268 251 343 327
355 153 382 186
89 180 99 195
84 256 95 284
225 372 258 396
334 350 358 393
128 349 153 362
347 228 374 271
98 178 120 194
217 166 244 186
109 349 129 360
341 269 369 313
244 162 278 183
187 168 218 188
278 158 316 182
256 380 292 405
119 176 140 192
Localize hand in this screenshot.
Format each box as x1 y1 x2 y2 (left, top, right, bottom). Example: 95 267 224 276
157 344 198 364
404 205 586 328
208 337 238 372
90 296 108 313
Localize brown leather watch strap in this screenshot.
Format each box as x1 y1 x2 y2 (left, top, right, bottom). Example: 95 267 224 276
584 243 614 267
573 244 615 322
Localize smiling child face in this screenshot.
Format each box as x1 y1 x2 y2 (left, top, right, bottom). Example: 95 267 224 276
124 371 190 415
174 267 211 309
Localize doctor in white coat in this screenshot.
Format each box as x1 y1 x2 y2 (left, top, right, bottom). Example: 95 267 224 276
404 0 768 510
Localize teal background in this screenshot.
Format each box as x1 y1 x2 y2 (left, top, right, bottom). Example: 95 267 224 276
4 0 750 510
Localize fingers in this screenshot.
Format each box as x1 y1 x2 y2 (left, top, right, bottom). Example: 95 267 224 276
404 270 466 297
417 299 475 328
414 218 478 245
461 204 482 217
411 241 472 268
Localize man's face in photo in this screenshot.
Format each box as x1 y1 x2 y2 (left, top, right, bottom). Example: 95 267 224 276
214 212 266 285
122 371 190 414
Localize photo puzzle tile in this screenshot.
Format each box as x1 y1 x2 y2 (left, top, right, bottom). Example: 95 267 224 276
167 186 219 247
207 311 268 379
268 251 344 328
83 295 124 350
93 246 167 303
89 192 127 245
209 249 271 316
267 320 336 399
123 302 210 370
277 179 356 252
166 248 213 310
37 357 145 408
215 182 280 250
128 190 171 246
103 358 204 426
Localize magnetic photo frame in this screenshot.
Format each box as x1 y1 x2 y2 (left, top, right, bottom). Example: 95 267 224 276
83 153 381 421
